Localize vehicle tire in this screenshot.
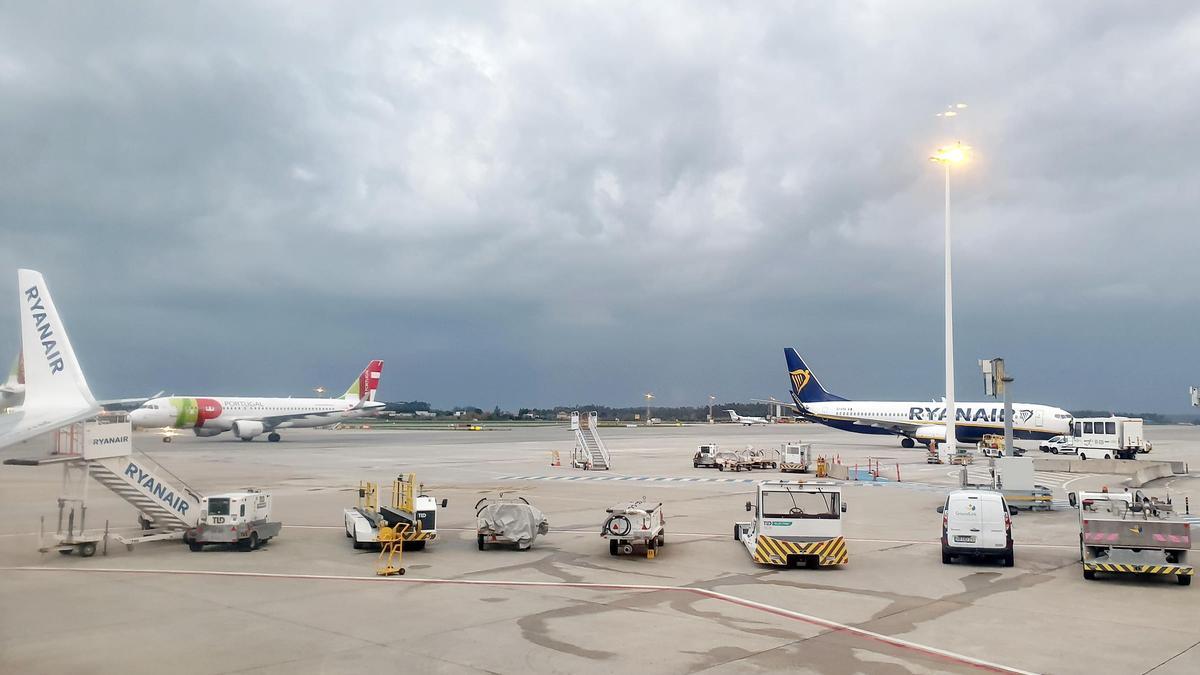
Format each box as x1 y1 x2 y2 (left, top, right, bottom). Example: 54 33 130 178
477 534 486 551
693 463 700 468
1003 551 1014 568
1050 448 1058 454
718 465 725 472
1083 568 1095 580
1104 454 1111 460
901 437 915 449
245 532 259 551
352 538 364 550
657 533 665 547
1079 453 1087 461
733 524 741 541
1179 574 1192 586
941 548 952 565
609 539 619 556
397 568 406 575
189 542 203 552
345 528 352 538
78 542 97 558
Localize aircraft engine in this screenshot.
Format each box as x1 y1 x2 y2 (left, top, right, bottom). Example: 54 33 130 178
193 427 224 438
231 420 265 441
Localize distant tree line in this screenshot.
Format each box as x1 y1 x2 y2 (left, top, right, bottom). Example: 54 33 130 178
380 401 778 421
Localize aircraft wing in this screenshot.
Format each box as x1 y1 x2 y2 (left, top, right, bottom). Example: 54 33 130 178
255 402 383 430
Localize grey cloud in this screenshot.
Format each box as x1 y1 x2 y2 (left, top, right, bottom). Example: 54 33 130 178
1 2 1198 411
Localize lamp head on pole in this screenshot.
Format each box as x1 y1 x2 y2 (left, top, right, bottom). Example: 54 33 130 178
930 142 970 165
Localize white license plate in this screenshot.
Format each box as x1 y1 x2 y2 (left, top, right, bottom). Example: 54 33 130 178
953 535 976 543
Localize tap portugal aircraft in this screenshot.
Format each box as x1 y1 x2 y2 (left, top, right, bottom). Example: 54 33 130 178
783 348 1072 447
129 360 385 442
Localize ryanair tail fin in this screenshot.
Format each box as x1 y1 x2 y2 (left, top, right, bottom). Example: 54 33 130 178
341 360 384 402
784 348 844 404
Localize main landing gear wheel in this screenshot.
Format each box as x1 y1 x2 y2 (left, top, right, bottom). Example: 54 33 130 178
901 437 915 449
267 432 281 442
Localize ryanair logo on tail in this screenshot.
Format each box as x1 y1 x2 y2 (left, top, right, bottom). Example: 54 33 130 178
790 369 812 393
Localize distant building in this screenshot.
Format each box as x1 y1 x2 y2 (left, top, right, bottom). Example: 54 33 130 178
555 411 570 421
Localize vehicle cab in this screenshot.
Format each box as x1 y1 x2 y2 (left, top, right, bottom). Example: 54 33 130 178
735 480 848 568
938 490 1016 566
693 443 718 468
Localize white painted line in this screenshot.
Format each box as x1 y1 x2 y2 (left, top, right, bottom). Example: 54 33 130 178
2 565 1036 674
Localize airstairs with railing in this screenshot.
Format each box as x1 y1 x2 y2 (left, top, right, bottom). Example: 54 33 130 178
570 411 610 470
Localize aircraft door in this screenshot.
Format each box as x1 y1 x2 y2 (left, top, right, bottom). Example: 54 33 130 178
1034 410 1043 428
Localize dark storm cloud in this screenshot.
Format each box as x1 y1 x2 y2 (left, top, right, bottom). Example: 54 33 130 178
2 2 1197 411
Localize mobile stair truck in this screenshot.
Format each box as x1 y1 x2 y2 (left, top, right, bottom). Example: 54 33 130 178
1070 490 1192 586
602 498 666 558
735 480 848 569
187 490 281 551
345 474 447 551
5 420 204 557
571 411 611 470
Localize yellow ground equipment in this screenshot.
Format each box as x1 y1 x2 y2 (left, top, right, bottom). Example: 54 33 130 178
344 473 447 551
375 522 411 576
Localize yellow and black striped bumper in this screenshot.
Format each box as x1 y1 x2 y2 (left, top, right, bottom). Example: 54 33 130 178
753 535 847 567
1084 563 1193 575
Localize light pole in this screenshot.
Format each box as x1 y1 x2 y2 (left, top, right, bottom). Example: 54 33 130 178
930 141 969 455
644 392 654 425
708 395 716 424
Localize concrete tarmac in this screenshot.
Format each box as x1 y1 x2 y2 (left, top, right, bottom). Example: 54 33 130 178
1 423 1198 674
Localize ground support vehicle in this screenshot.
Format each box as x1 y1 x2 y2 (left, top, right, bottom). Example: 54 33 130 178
715 451 752 472
344 474 447 551
187 490 281 552
779 443 812 473
735 481 848 568
1040 435 1068 453
693 443 719 468
1064 417 1151 460
1071 490 1192 586
602 499 665 558
475 494 549 550
991 457 1053 511
741 446 780 469
925 445 944 464
949 451 974 466
937 489 1016 566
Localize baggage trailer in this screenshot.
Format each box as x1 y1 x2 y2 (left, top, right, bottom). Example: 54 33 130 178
345 474 447 551
714 451 752 472
779 443 812 473
602 499 665 558
735 481 848 568
188 490 281 552
475 494 549 550
1070 490 1192 586
741 446 780 469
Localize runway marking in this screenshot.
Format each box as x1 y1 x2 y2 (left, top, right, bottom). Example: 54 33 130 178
1 565 1035 674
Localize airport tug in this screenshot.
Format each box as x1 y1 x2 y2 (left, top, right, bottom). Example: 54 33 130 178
735 481 848 568
602 498 666 558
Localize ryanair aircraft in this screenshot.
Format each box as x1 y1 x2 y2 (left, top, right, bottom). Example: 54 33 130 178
784 348 1072 447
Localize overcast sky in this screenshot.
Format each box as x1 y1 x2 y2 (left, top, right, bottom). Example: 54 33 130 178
2 2 1198 412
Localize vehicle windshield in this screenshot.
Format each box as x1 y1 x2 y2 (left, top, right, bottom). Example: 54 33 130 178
208 498 230 516
762 490 839 519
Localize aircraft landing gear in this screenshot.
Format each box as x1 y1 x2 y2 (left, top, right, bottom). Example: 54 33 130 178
901 437 915 449
267 432 281 442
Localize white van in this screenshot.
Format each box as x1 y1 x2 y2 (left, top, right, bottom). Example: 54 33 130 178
937 490 1016 566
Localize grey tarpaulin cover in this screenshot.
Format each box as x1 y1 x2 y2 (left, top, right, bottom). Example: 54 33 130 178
477 502 550 547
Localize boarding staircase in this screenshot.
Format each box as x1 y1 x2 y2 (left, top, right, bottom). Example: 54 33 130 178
86 453 202 531
5 421 203 549
571 411 610 470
